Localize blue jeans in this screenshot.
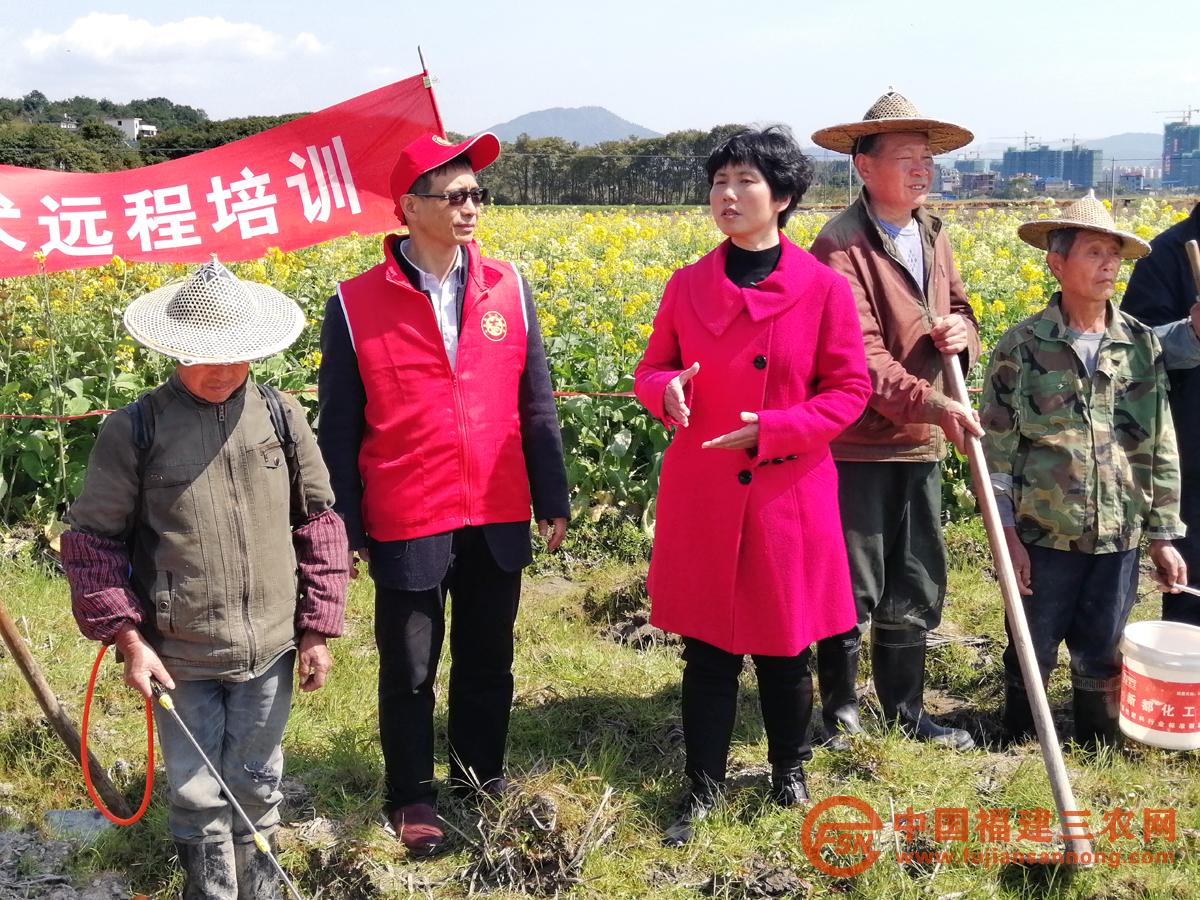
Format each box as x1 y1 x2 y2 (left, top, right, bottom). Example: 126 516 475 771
1002 544 1138 694
153 651 294 844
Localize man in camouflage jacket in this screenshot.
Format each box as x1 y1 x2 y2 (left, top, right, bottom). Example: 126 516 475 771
980 192 1188 746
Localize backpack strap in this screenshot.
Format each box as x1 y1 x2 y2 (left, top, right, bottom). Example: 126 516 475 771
127 391 155 460
256 383 295 458
120 391 155 547
256 383 306 526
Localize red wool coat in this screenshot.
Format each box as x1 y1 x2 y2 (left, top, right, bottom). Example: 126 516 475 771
634 236 871 656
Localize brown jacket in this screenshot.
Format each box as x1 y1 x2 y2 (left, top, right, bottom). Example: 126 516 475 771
811 191 980 462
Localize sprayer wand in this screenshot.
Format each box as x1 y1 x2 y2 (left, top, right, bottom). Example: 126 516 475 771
150 679 305 900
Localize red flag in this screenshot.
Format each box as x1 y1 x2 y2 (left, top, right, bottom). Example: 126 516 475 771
0 73 443 277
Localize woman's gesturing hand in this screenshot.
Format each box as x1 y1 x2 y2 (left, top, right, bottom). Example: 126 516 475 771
664 362 700 427
702 412 760 451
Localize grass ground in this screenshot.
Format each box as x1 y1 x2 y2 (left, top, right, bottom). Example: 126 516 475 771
1 521 1198 899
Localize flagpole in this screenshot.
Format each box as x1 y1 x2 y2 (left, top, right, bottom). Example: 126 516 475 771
417 46 447 137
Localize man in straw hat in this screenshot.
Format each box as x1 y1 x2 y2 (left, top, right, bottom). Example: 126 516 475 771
1122 200 1200 625
808 91 982 752
317 132 569 856
979 191 1190 746
60 257 349 898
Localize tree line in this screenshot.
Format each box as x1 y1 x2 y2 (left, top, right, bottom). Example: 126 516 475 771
465 130 851 206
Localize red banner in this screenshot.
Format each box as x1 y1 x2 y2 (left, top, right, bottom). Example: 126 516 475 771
0 73 444 277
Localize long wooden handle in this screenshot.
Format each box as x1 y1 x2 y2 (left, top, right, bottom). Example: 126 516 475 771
0 599 132 819
1186 240 1200 297
941 357 1093 859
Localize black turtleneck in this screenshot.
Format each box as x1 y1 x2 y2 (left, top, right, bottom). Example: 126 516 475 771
724 241 782 288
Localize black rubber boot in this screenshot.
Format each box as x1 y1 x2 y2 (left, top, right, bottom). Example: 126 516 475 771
770 763 810 808
662 781 722 847
1003 681 1036 743
872 626 975 751
1073 686 1121 748
817 630 864 750
176 840 237 900
234 836 282 900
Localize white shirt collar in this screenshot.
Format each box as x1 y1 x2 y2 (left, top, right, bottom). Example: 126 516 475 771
398 239 464 293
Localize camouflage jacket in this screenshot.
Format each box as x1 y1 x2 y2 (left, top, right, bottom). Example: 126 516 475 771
979 294 1184 553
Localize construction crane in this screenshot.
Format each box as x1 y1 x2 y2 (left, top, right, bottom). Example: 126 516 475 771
1155 108 1197 124
992 133 1041 151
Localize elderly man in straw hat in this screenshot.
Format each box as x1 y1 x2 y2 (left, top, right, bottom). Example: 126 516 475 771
980 192 1190 746
808 91 982 752
60 258 349 898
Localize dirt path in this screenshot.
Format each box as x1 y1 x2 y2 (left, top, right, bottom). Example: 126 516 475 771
0 830 126 899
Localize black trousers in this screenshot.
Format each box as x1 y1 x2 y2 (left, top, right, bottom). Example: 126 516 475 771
680 637 813 791
832 460 946 632
1003 544 1139 693
374 527 521 810
817 460 946 685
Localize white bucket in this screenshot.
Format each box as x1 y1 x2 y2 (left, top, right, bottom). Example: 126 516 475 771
1119 620 1200 750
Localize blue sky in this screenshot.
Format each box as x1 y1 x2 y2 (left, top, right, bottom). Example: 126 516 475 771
0 1 1194 153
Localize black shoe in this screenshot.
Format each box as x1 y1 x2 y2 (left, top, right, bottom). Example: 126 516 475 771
450 773 512 804
662 787 720 847
480 776 512 799
1073 687 1120 748
872 626 976 751
176 841 236 900
818 631 864 751
770 764 810 808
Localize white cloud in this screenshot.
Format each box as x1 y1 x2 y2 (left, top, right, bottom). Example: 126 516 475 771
3 12 336 116
293 33 324 55
23 13 322 64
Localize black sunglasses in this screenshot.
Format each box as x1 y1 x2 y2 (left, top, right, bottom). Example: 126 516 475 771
408 187 489 206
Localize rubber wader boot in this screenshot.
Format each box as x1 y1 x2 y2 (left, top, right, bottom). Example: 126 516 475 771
176 840 237 900
871 626 975 751
234 836 283 900
1003 680 1037 742
1073 686 1121 748
817 630 864 750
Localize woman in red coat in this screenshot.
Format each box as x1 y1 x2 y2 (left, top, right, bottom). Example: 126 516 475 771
634 127 871 845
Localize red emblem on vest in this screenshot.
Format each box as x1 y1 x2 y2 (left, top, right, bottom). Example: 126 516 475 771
481 311 508 341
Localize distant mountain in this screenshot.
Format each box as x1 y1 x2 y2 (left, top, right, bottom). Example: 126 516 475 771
1086 133 1162 165
482 106 660 145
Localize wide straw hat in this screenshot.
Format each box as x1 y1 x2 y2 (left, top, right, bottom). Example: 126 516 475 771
1017 190 1150 260
811 90 973 155
123 256 305 365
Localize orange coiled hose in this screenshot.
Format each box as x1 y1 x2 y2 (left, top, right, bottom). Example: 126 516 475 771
80 642 154 825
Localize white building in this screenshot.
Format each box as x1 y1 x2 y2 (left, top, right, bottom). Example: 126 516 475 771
103 117 158 141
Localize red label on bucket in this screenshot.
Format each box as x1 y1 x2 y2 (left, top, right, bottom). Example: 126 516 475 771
1120 669 1200 733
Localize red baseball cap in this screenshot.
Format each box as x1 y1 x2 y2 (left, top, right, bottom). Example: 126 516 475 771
389 132 501 222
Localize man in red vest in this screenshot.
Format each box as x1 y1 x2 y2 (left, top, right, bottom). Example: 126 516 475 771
317 132 569 856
